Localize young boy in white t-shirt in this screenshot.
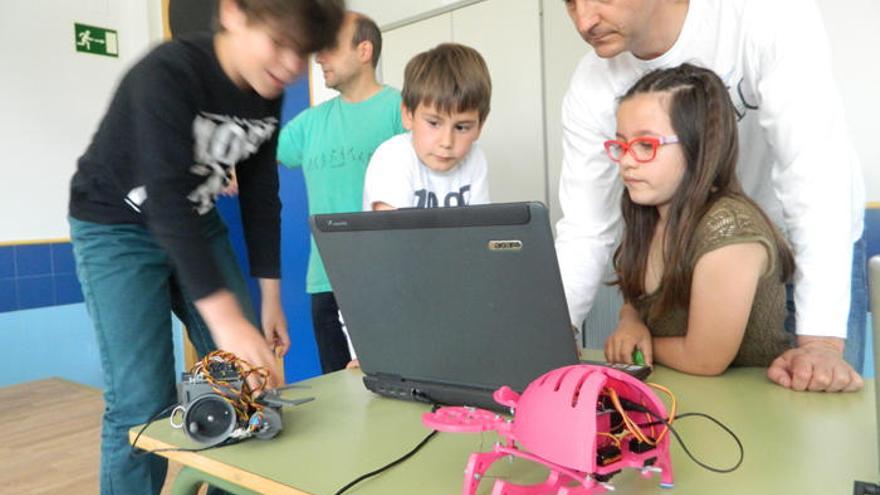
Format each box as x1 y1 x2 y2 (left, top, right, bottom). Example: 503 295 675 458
363 43 492 210
343 44 492 368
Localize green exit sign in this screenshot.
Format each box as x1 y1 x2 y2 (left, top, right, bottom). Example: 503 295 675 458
74 22 118 58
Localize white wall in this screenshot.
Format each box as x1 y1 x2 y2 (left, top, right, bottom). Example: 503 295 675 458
817 0 880 203
309 55 338 105
346 0 475 28
0 0 164 243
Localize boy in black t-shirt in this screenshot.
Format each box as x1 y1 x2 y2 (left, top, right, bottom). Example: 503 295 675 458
68 1 343 493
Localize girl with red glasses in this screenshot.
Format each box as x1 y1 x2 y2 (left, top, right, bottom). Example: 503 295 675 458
604 64 796 376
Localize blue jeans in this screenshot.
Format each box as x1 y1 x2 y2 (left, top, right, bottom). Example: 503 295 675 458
785 232 868 373
70 214 256 495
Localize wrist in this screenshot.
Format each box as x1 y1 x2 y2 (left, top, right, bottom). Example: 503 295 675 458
258 278 281 302
797 335 845 354
195 290 246 325
619 302 641 322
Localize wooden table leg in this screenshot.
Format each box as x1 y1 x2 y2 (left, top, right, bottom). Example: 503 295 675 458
171 466 263 495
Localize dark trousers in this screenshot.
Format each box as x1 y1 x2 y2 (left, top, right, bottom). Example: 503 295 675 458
310 292 351 373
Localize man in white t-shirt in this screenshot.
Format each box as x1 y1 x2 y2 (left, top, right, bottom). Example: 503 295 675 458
556 0 865 392
364 43 491 211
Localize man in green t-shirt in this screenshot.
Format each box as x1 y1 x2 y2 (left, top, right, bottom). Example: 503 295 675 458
277 11 405 373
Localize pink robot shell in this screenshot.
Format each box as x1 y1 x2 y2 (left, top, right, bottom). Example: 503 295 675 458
422 364 675 495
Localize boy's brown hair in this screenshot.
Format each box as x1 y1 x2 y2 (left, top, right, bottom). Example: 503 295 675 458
229 0 345 55
402 43 492 123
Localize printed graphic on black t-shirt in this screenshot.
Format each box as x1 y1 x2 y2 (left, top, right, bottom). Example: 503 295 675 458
189 112 277 213
124 111 277 214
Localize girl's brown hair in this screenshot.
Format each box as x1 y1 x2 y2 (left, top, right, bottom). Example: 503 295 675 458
612 63 794 315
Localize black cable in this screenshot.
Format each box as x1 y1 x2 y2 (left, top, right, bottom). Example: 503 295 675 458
129 403 177 457
334 394 442 495
333 429 439 495
661 412 743 473
635 411 744 473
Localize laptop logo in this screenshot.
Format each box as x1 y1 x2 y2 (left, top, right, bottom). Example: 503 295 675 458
488 240 523 251
326 219 349 228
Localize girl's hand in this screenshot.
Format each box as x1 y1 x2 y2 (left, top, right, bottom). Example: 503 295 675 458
605 318 653 366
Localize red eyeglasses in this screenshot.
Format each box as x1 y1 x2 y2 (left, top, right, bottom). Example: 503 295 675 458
603 135 679 163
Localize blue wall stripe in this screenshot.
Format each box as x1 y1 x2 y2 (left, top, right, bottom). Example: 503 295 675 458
55 274 84 306
278 77 322 382
16 244 52 277
213 76 321 384
0 246 13 279
0 242 85 314
51 242 77 275
0 278 15 313
17 275 55 310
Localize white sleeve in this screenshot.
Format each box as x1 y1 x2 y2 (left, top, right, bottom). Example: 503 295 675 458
362 137 416 210
468 145 491 204
749 0 864 339
338 312 356 360
555 77 623 328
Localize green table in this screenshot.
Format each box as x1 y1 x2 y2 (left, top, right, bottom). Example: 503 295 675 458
132 359 877 494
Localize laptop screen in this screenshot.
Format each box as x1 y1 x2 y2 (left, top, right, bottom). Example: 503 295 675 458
310 202 580 407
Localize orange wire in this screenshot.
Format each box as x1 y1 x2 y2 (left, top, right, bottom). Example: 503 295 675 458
597 432 621 448
192 351 269 421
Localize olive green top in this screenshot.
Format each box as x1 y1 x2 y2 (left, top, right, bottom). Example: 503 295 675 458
633 196 795 366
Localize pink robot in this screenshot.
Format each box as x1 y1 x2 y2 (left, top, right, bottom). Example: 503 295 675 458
422 364 675 494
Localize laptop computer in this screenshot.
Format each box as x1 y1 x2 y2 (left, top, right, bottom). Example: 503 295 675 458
310 202 581 410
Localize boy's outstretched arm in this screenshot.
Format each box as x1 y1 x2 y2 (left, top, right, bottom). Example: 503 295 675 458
195 289 282 389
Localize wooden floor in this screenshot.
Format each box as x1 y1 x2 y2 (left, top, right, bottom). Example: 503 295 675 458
0 378 189 494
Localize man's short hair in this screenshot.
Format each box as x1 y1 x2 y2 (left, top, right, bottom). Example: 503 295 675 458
350 12 382 68
231 0 345 55
402 43 492 123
